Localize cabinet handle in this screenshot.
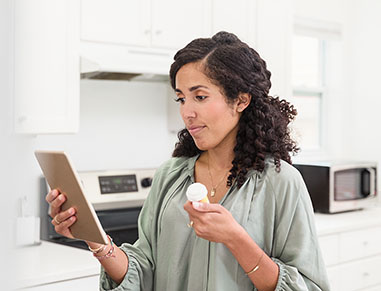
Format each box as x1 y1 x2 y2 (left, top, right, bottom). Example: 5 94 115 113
155 30 163 35
144 30 150 35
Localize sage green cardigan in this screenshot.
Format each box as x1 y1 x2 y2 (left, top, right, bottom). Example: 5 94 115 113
100 156 330 291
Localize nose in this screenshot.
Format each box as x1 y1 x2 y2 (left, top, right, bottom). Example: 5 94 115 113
180 100 196 121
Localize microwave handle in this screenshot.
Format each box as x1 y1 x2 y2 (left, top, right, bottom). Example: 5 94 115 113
367 167 376 196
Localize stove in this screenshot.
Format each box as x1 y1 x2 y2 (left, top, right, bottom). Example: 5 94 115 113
39 168 156 250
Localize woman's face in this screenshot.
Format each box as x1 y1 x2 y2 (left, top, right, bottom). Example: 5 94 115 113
175 62 242 151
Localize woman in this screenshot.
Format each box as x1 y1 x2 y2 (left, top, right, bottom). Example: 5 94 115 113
47 32 329 291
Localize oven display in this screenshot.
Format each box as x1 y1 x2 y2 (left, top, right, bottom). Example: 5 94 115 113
99 175 138 194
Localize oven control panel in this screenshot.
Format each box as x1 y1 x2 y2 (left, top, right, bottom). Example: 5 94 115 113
78 169 156 211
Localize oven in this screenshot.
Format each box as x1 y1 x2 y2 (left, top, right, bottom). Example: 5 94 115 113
39 168 155 250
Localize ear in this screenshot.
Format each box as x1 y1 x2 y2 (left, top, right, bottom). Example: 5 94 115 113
236 93 252 113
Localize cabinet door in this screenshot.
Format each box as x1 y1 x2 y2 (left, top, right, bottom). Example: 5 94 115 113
212 0 256 46
339 226 381 262
14 0 79 134
151 0 212 50
81 0 151 47
338 256 381 291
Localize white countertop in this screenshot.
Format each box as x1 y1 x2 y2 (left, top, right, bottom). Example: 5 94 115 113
16 241 99 289
315 206 381 236
16 206 381 289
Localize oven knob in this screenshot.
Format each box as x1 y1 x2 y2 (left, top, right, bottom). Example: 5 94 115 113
141 177 153 188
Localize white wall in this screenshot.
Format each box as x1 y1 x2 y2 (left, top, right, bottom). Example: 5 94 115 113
9 80 178 218
293 0 347 23
343 0 381 161
1 0 15 288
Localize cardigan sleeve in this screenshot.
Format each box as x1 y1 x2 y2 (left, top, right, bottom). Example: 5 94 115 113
98 157 190 291
99 167 164 291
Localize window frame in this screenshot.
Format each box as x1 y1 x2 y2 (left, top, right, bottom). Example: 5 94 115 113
291 17 342 160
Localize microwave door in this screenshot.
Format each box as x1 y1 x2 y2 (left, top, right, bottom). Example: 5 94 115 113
335 167 376 201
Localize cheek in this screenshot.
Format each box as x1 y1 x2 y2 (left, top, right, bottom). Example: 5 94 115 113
179 106 185 120
209 105 238 129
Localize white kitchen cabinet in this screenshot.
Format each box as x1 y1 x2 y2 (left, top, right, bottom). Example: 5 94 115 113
80 0 151 47
151 0 211 49
339 226 381 262
14 0 80 134
81 0 211 51
332 256 381 291
255 0 292 99
211 0 257 46
317 208 381 291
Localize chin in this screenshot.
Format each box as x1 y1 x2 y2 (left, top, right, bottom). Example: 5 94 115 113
193 140 214 151
192 139 206 151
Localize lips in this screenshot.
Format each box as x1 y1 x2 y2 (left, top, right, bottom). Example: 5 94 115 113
187 125 206 135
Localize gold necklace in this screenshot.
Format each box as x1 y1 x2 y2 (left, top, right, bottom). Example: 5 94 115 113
207 154 230 197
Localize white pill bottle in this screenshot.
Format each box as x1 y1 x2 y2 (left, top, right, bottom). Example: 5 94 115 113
186 182 209 203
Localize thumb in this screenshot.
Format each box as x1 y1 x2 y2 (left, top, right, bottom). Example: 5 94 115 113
192 201 220 213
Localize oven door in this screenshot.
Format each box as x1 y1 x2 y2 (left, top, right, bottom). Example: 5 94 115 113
42 207 141 251
96 207 141 247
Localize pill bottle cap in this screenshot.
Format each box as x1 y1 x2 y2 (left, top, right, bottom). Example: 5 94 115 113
186 183 208 202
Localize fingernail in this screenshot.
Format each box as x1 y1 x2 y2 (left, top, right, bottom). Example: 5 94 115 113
69 208 74 214
192 202 201 209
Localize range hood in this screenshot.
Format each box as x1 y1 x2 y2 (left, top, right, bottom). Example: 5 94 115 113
80 41 174 81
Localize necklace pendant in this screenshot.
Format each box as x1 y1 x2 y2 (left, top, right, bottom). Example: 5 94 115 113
211 188 216 197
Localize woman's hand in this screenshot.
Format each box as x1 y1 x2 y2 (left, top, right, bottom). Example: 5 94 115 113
183 201 243 245
45 189 76 239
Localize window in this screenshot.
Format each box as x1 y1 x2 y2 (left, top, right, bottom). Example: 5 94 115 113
291 18 342 154
291 35 325 150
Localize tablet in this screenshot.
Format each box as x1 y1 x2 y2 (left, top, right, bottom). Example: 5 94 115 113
35 150 108 245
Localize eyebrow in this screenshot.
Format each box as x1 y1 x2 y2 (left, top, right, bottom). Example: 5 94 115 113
175 85 209 94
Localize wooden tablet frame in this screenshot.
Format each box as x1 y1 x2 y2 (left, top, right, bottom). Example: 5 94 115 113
35 150 108 245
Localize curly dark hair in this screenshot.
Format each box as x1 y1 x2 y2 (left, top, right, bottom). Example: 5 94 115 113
169 31 299 188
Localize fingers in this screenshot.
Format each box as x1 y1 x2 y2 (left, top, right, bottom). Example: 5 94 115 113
192 201 215 212
183 200 193 213
184 200 222 214
50 193 66 210
46 189 75 239
54 215 76 239
46 189 66 218
45 189 59 203
52 207 76 239
51 207 76 226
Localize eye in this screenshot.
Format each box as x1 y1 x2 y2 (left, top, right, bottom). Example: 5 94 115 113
174 97 185 104
196 95 207 101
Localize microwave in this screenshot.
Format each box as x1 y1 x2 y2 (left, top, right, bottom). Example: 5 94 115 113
294 162 378 213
